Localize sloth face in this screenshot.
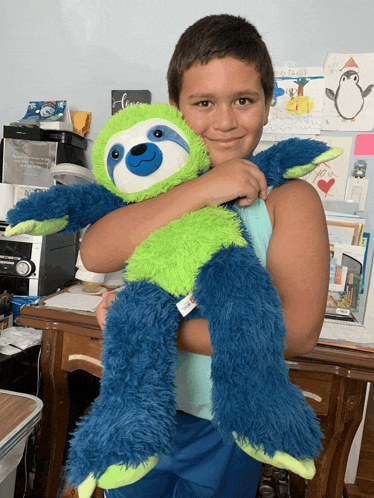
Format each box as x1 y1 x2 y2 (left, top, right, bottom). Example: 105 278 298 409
104 118 190 194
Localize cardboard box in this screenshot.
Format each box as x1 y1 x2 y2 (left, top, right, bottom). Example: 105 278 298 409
0 303 13 331
0 315 13 331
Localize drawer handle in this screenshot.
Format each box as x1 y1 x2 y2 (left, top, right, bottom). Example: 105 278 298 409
302 390 322 403
68 354 102 368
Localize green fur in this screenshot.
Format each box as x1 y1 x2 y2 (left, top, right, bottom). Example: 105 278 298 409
125 206 247 296
5 216 68 237
92 103 210 203
284 147 342 179
283 164 315 179
312 147 342 165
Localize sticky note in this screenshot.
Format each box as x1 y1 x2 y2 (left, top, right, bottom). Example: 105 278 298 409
354 134 374 155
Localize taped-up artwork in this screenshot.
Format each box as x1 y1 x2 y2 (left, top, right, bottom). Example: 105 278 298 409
263 67 325 136
322 54 374 131
302 136 352 202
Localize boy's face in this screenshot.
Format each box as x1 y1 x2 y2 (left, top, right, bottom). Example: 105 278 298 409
170 57 271 167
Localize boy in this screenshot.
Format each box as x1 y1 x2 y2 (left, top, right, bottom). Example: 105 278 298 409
84 14 330 498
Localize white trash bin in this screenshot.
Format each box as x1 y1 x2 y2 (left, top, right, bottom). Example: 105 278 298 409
0 390 43 498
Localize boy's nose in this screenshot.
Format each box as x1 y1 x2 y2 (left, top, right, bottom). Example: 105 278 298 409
213 105 238 131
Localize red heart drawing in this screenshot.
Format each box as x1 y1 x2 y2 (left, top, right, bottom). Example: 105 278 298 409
317 178 335 194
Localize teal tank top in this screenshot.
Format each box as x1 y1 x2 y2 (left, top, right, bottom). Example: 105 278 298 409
174 187 273 420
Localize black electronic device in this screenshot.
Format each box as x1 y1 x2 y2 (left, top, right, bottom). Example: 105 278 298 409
0 222 78 296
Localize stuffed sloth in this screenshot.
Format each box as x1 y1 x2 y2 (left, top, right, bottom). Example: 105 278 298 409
6 103 342 497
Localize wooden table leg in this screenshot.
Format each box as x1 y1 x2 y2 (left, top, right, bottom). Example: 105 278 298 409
289 370 367 498
32 328 70 498
326 379 367 498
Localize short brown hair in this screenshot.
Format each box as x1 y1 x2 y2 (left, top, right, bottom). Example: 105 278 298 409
167 14 274 107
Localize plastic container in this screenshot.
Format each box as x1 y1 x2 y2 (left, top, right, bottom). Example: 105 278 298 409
0 390 43 498
1 126 88 185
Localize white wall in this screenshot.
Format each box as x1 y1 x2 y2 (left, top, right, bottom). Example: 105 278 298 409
1 0 373 139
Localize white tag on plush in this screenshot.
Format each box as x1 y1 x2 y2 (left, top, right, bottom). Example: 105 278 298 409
176 292 197 317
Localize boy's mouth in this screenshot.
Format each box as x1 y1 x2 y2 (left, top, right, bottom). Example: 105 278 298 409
211 137 242 142
206 136 243 148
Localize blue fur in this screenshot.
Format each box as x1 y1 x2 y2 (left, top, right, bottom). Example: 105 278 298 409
6 183 128 233
67 281 182 483
249 138 329 186
194 242 322 457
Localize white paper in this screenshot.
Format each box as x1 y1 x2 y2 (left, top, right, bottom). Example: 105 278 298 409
328 226 356 246
44 293 102 312
320 322 374 345
264 67 325 135
301 136 352 201
322 53 374 131
0 327 42 356
333 244 366 265
0 344 22 356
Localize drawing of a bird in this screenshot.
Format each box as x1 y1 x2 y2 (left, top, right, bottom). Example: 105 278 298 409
326 70 373 121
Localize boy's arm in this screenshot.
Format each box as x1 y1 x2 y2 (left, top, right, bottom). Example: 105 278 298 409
265 179 330 357
80 159 268 272
177 179 329 358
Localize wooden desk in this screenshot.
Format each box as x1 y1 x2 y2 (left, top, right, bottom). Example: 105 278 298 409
18 295 374 498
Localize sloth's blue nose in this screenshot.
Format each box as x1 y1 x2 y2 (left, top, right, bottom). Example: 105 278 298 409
126 143 163 177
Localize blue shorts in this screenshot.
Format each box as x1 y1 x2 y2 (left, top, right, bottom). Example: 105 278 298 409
104 412 262 498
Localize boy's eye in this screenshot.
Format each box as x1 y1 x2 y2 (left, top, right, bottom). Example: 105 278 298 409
197 101 211 107
236 98 252 106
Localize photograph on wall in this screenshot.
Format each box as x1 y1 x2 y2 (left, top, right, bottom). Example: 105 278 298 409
322 53 374 131
263 67 325 136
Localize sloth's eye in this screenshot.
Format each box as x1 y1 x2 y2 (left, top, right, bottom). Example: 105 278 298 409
153 129 163 138
111 149 120 159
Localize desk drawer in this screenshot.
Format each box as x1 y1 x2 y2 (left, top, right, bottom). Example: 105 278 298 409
61 332 103 378
289 370 332 416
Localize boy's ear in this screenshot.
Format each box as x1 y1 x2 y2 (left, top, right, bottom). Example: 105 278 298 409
263 95 272 126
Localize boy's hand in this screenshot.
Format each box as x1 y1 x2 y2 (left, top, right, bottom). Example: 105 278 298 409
96 291 116 331
199 158 268 208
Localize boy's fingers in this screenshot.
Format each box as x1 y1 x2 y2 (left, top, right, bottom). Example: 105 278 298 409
96 291 116 330
244 161 267 200
102 291 116 304
236 196 257 207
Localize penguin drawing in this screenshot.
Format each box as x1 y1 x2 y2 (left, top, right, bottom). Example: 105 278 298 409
326 70 373 122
